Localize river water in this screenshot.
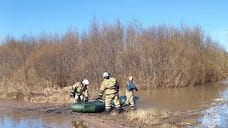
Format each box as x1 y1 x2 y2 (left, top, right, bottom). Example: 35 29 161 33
0 109 90 128
136 80 228 127
0 80 228 128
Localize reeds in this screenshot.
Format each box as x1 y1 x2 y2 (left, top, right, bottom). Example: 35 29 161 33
0 20 227 90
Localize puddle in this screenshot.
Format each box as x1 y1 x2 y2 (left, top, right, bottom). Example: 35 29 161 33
0 109 92 128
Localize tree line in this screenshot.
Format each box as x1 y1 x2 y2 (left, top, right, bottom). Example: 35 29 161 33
0 20 227 90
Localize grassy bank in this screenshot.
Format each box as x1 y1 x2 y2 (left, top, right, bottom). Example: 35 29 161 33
0 20 228 100
125 109 198 127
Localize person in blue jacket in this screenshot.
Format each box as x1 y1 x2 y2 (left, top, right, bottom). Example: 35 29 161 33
124 76 138 110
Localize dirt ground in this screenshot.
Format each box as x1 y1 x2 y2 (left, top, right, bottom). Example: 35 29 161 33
0 99 199 128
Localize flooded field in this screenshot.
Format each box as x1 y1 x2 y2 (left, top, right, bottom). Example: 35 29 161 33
0 80 228 128
136 82 227 111
0 109 90 128
136 81 228 127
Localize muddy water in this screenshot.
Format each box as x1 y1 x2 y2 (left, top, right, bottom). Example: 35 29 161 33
0 109 90 128
136 82 228 111
135 80 228 127
1 81 228 128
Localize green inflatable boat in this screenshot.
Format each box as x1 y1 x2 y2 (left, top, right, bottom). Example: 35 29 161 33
71 100 105 113
71 96 138 113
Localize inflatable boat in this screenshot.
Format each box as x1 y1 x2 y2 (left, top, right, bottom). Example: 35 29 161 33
71 95 138 113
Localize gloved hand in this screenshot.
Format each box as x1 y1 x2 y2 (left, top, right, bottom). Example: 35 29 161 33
85 97 88 102
96 96 102 101
70 92 75 97
96 97 102 100
135 88 138 92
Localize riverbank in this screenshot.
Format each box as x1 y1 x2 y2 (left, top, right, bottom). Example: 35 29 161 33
0 86 73 104
1 81 228 127
0 100 198 128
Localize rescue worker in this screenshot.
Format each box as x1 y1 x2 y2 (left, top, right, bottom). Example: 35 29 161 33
124 76 138 110
97 72 122 114
70 79 90 103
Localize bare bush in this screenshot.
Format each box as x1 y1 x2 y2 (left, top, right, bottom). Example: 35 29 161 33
0 21 227 90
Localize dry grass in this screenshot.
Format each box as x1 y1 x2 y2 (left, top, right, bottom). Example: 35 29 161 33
24 86 73 104
126 109 170 125
0 20 227 92
0 83 73 104
125 109 198 127
125 109 178 127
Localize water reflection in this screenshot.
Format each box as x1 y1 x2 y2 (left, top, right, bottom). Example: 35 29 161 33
201 88 228 128
0 108 94 128
133 81 228 127
72 119 89 128
0 109 73 128
202 106 222 128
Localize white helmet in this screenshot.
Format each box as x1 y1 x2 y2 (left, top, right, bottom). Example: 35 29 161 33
82 79 89 86
129 76 133 81
103 72 110 79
